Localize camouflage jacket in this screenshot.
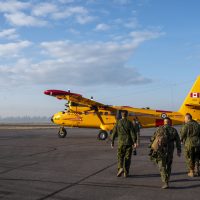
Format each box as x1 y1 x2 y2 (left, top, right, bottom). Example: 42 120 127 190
180 120 200 148
150 125 181 153
112 118 137 146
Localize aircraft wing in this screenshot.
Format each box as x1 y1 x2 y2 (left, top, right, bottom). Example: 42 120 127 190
44 90 116 111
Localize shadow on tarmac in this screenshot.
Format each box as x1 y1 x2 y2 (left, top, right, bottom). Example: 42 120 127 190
128 171 186 179
170 177 200 189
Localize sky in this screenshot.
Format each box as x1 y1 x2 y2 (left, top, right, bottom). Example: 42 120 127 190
0 0 199 117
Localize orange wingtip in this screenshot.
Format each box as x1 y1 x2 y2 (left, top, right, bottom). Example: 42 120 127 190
44 90 82 97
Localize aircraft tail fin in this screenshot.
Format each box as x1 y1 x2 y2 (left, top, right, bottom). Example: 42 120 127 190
179 76 200 121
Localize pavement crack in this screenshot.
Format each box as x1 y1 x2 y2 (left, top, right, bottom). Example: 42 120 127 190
0 162 39 175
79 182 159 189
0 178 70 185
28 148 57 157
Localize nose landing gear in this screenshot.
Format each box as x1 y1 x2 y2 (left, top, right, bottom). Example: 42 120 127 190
58 127 67 138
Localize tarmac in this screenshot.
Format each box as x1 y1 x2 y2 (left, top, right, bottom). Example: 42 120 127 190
0 125 200 200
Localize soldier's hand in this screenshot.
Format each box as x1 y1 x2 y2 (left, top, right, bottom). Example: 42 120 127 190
111 143 114 149
133 143 137 148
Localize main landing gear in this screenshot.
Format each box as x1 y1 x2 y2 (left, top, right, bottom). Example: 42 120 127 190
58 127 67 138
58 127 111 140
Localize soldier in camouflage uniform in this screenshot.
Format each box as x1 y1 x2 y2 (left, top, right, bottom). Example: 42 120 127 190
180 113 200 177
111 111 137 178
149 117 181 189
133 118 141 146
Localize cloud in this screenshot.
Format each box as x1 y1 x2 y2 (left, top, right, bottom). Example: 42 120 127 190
124 18 138 29
32 3 58 17
52 6 88 19
130 30 165 45
76 15 95 24
4 12 48 27
0 1 94 27
137 0 150 7
113 0 131 5
0 0 30 13
95 23 110 31
0 40 31 57
58 0 75 3
0 1 47 27
0 28 18 40
0 30 164 87
113 17 139 30
51 6 94 24
68 28 80 35
0 1 95 27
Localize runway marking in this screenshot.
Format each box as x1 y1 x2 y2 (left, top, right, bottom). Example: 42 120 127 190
37 161 117 200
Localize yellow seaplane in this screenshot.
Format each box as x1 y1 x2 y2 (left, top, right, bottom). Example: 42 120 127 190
44 76 200 140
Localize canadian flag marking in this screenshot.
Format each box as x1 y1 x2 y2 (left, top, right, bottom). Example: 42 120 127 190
190 92 200 98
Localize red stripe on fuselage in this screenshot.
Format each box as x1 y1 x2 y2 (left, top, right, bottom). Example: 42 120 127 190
156 119 164 127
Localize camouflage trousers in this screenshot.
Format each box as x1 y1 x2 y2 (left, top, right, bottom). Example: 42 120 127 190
195 160 200 175
152 150 174 183
117 145 133 174
184 146 200 173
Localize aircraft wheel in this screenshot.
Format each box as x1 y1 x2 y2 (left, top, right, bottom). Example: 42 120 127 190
98 130 108 140
58 127 67 138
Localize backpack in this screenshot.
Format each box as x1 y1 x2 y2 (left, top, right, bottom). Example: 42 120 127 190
151 126 168 151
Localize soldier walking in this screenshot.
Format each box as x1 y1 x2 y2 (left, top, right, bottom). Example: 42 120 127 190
180 113 200 177
149 117 181 189
133 118 141 146
111 111 137 178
